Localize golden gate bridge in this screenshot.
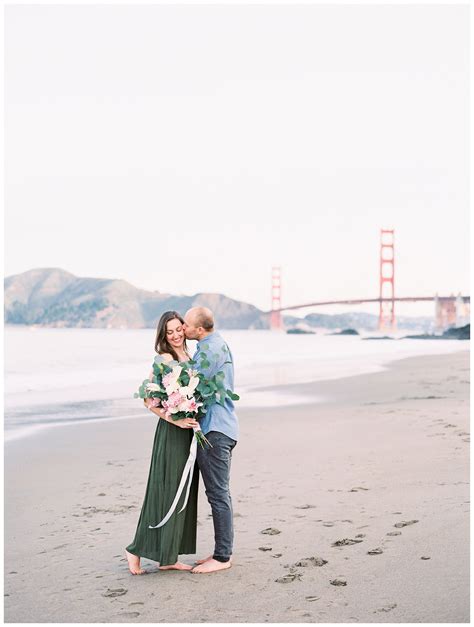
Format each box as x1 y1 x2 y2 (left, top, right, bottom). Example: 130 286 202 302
267 229 470 332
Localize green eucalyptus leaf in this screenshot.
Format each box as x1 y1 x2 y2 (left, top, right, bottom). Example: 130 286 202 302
226 389 240 401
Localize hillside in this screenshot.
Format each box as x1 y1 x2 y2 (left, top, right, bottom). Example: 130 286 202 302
4 268 267 329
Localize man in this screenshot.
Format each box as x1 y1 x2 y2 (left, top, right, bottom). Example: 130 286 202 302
183 306 239 574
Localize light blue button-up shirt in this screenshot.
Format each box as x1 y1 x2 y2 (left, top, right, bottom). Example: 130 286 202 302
194 331 239 442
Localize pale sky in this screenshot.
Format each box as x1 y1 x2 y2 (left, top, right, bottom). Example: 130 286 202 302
5 3 469 316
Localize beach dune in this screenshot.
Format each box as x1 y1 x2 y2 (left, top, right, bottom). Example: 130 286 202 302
4 350 469 623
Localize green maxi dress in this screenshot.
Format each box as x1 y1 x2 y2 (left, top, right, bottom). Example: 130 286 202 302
126 416 199 566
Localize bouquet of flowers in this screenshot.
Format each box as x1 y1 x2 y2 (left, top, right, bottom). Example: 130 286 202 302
134 351 239 448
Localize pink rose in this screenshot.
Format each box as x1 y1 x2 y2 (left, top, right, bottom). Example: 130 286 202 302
167 391 185 408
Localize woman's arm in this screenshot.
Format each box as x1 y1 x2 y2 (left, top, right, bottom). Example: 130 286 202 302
147 404 169 422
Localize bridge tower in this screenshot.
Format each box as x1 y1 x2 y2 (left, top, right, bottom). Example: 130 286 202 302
378 228 396 331
270 266 283 331
434 293 458 330
455 293 471 327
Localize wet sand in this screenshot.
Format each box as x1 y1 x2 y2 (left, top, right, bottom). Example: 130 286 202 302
4 350 470 623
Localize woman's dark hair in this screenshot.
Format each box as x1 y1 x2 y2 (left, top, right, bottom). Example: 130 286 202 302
154 311 189 362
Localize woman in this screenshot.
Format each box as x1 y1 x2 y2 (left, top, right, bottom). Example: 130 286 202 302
125 311 200 574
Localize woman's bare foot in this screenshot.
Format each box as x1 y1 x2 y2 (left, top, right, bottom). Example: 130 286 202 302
159 561 193 571
125 550 145 575
191 558 232 574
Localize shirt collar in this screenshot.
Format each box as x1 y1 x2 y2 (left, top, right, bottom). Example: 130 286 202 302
197 331 217 345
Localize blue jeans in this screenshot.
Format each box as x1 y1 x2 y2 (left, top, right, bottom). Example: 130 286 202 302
196 431 237 562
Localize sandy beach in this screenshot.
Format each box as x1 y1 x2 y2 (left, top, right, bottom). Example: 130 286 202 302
4 349 470 623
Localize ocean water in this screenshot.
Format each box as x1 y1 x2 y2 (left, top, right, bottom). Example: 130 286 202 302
4 326 468 442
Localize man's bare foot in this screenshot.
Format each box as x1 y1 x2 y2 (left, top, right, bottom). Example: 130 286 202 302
191 558 232 574
125 550 145 575
194 554 233 565
159 561 193 571
194 554 213 565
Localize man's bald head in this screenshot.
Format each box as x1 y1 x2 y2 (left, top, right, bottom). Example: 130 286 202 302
187 306 214 330
184 306 215 340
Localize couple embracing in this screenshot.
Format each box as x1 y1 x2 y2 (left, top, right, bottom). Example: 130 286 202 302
125 306 238 574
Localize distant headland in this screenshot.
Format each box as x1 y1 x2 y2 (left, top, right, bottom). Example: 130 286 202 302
4 268 441 331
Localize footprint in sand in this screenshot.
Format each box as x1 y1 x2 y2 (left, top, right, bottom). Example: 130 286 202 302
394 519 418 528
367 548 383 555
295 504 316 510
294 557 328 567
386 531 401 536
332 538 363 547
275 572 302 583
373 603 397 613
330 578 347 586
103 588 127 598
258 546 273 552
420 556 431 560
260 528 281 535
306 596 320 602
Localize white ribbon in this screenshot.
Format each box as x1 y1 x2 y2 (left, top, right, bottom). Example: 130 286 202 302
149 428 198 529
